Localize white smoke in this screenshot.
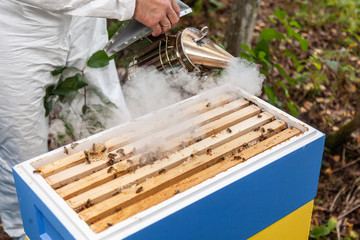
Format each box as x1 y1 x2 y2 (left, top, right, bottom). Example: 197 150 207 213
123 57 265 118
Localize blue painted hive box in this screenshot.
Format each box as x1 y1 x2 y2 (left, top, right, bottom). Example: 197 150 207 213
13 85 324 240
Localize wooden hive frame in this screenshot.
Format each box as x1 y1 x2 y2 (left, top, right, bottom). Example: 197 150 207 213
31 86 305 234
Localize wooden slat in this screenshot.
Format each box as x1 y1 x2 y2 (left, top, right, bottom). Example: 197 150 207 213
37 93 237 177
66 112 274 209
79 120 287 224
56 105 261 198
89 126 302 233
47 99 250 189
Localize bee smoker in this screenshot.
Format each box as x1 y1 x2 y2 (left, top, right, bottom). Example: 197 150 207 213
104 0 234 73
127 26 235 72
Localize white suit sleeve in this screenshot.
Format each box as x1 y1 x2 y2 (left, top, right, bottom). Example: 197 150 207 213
13 0 136 20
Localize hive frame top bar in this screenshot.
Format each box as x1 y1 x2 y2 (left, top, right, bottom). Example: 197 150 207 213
14 84 323 240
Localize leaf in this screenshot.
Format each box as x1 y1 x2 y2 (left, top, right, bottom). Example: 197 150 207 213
254 40 271 63
284 50 300 68
277 81 290 97
264 84 283 107
240 44 256 57
273 64 297 86
51 66 67 76
313 61 322 70
107 20 124 39
87 50 112 68
289 20 301 28
209 0 224 9
53 73 88 96
327 217 337 231
44 96 54 117
299 38 309 51
274 9 287 22
310 226 330 238
192 0 203 15
260 28 285 41
286 101 298 117
238 52 255 62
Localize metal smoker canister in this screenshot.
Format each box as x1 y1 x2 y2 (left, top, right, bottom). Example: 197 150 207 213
129 27 235 72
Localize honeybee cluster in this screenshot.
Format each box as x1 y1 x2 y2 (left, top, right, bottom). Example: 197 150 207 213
84 143 108 164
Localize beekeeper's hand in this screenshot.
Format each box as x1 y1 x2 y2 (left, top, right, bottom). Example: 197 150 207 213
134 0 180 36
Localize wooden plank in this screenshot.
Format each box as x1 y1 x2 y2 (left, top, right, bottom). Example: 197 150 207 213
56 105 261 198
66 112 274 210
48 99 250 189
89 126 302 233
79 120 287 224
37 93 237 177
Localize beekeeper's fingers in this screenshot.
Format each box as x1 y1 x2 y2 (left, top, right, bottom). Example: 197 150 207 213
171 0 180 16
134 0 180 35
167 9 179 28
160 18 172 33
152 24 163 37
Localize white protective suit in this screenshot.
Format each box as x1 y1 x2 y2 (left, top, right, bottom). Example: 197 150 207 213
0 1 134 239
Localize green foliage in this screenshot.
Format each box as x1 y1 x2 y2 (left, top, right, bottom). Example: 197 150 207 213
87 50 112 68
107 20 125 39
44 50 118 145
310 217 337 239
240 8 310 116
52 73 88 97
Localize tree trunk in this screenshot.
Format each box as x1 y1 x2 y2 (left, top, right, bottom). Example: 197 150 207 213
224 0 262 56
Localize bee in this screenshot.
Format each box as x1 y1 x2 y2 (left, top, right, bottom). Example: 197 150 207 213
234 156 243 160
116 149 125 156
113 174 117 179
107 159 114 166
226 128 232 133
107 166 114 173
85 199 93 208
267 128 275 133
63 146 69 155
112 191 120 196
190 153 194 158
107 223 113 227
90 152 98 155
206 102 211 107
260 127 265 133
257 114 262 118
136 186 143 193
207 148 212 155
159 168 166 174
196 136 202 142
83 150 90 164
75 207 84 213
260 134 267 141
115 206 122 212
92 143 96 151
127 159 134 165
108 153 117 158
220 156 225 161
101 146 107 153
242 143 248 148
253 127 260 132
70 143 79 149
174 189 180 195
33 169 41 174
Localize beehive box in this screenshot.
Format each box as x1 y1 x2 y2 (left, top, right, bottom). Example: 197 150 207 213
13 84 324 240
